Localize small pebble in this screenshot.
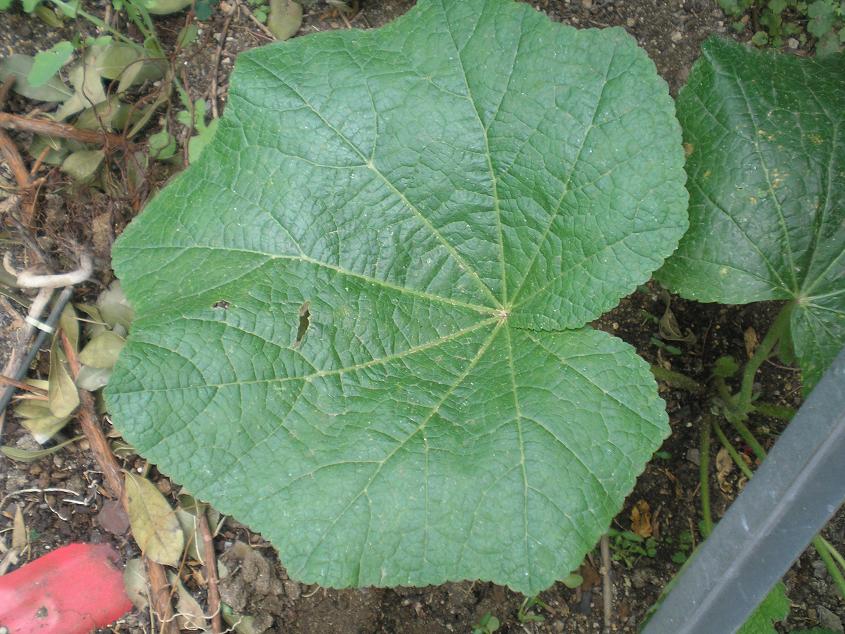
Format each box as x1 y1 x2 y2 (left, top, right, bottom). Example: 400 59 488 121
686 447 700 466
787 38 799 49
156 478 171 495
671 31 683 42
581 0 592 7
818 606 843 633
626 17 636 27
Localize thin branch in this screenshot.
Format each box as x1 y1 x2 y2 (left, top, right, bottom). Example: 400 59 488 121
209 14 232 119
0 112 127 147
0 130 30 189
59 329 178 633
600 534 612 634
0 374 47 394
198 510 223 634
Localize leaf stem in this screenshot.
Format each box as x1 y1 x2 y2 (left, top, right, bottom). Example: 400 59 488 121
699 418 713 538
729 417 767 465
651 365 703 393
715 414 845 600
752 402 796 420
813 536 845 600
736 302 794 416
711 419 754 479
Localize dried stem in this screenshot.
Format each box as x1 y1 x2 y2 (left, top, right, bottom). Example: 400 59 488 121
198 510 223 634
0 374 47 394
59 330 178 633
600 534 612 634
0 130 30 189
0 112 127 147
209 14 232 119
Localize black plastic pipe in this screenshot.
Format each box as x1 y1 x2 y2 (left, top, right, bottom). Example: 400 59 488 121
642 346 845 634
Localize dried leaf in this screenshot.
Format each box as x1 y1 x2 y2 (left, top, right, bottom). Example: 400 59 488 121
55 52 108 120
630 499 653 538
59 303 79 352
12 506 27 550
20 414 72 444
175 508 203 561
61 149 105 183
1 435 82 463
48 336 79 419
658 298 696 344
79 330 126 369
76 365 113 391
125 472 185 567
168 572 207 630
97 281 134 331
716 447 734 494
123 557 150 611
267 0 302 40
98 499 131 536
0 54 73 102
744 327 759 360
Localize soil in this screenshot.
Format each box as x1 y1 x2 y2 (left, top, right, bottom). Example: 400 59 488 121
1 1 843 634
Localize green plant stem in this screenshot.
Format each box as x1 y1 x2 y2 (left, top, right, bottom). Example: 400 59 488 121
711 419 754 479
819 536 845 573
737 302 794 415
813 536 845 599
46 0 141 48
714 417 845 600
651 365 703 393
729 417 767 464
700 419 713 538
752 402 796 420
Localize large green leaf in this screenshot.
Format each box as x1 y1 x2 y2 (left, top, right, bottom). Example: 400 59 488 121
107 0 687 594
658 38 844 390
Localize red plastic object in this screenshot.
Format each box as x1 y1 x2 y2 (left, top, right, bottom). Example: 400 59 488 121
0 543 132 634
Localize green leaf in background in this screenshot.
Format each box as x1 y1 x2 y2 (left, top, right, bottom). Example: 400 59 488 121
737 582 789 634
0 0 13 10
79 330 126 368
48 335 79 418
28 40 74 87
61 149 105 183
107 0 687 593
0 54 74 102
657 38 844 392
807 0 836 38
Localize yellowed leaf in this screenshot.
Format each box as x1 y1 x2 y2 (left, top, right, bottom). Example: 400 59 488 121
12 506 27 550
744 327 759 360
59 303 79 352
79 330 126 369
716 447 734 493
125 472 185 566
123 557 150 611
630 499 652 538
168 572 207 630
48 335 79 419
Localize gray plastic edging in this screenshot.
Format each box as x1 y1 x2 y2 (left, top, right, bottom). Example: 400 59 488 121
642 346 845 634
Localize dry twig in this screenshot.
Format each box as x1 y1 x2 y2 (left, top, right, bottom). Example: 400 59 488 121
209 14 233 119
59 330 178 634
198 510 223 634
600 534 613 634
0 112 126 147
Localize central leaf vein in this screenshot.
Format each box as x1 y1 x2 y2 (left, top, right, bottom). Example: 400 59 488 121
245 56 502 308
